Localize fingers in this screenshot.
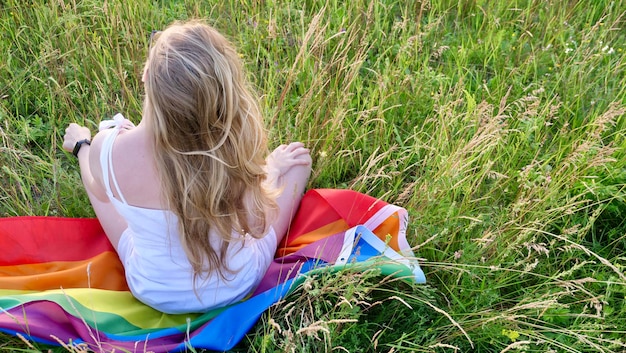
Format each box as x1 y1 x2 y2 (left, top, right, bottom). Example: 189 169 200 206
64 123 88 135
272 143 311 165
62 139 74 152
65 123 79 133
281 142 305 151
62 123 92 153
275 142 309 155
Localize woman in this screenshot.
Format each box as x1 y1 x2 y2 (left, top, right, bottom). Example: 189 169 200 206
62 21 312 314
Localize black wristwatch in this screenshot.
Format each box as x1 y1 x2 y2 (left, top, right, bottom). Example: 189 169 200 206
72 139 91 157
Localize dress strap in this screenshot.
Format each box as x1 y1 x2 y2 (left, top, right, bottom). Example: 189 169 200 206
99 113 129 205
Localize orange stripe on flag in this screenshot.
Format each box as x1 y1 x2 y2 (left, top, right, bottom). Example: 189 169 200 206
277 219 349 257
372 212 401 250
0 251 128 291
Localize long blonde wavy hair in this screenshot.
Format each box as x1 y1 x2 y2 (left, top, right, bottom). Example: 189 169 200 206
143 21 277 281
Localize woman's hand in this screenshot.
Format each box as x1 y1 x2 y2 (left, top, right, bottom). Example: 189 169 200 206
265 142 311 182
62 123 92 153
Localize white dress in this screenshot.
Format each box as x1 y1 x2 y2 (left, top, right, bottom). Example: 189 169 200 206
99 114 277 314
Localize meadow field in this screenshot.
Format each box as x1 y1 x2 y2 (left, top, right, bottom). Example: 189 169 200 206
1 0 625 351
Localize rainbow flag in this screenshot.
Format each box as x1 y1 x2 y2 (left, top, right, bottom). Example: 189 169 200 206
0 189 425 351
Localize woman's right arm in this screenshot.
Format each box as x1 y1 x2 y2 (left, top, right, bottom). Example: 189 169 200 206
63 123 109 202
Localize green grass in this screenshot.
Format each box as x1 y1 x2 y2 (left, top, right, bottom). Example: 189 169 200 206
1 0 626 351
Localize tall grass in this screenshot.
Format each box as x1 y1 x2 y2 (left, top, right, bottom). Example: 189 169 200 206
1 0 625 351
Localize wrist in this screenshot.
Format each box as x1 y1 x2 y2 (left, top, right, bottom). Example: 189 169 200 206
72 138 91 158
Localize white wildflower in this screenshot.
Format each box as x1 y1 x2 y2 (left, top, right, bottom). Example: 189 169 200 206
601 45 614 54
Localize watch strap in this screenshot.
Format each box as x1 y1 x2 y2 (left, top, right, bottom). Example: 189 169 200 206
72 139 91 157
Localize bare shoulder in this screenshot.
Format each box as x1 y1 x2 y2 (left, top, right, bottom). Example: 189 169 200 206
107 127 163 208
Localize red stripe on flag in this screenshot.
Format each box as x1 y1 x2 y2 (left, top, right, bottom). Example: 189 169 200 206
282 189 388 247
0 217 112 265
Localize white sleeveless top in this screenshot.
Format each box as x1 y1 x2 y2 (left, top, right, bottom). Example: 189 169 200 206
99 114 277 314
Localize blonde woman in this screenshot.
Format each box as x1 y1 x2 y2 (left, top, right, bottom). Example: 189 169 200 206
62 21 312 314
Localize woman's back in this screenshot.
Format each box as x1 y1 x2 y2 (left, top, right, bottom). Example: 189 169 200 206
95 117 278 314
